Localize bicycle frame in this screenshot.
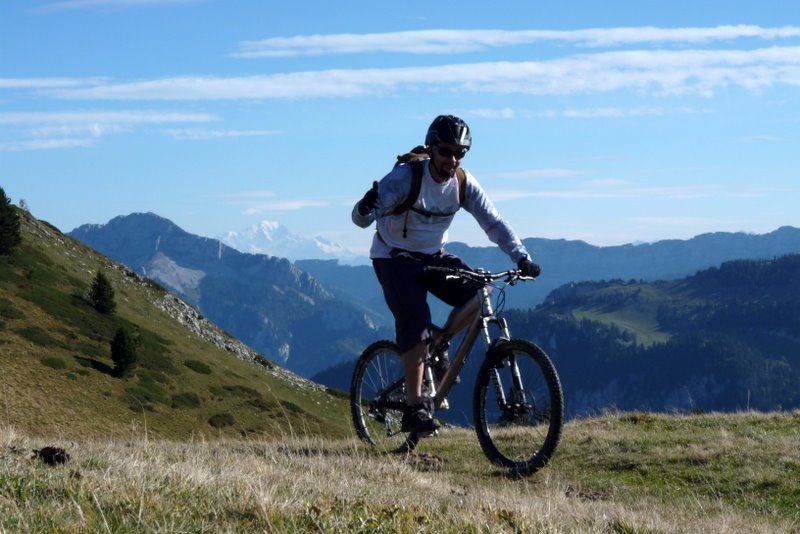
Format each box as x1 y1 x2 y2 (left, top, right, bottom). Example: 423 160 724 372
430 273 513 410
352 266 563 474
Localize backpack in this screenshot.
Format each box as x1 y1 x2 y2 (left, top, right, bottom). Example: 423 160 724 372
389 145 466 216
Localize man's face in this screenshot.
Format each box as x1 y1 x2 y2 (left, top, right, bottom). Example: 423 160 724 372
432 143 467 179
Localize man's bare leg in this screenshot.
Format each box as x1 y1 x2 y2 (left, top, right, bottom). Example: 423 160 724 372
442 295 480 336
403 340 426 405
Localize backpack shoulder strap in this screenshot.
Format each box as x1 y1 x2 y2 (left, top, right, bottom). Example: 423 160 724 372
456 168 466 206
390 158 424 216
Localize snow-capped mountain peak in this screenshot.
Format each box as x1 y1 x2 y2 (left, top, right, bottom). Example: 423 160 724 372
220 220 366 264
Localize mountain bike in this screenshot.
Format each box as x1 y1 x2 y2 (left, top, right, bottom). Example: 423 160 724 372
350 266 564 476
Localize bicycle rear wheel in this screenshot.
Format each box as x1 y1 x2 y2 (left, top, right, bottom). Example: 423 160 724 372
473 339 564 475
350 340 419 454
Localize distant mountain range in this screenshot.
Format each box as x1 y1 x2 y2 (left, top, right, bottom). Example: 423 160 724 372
71 214 800 382
299 226 800 323
70 213 390 377
219 220 366 265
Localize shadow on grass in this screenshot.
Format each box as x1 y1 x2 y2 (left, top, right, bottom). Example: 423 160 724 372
75 355 114 376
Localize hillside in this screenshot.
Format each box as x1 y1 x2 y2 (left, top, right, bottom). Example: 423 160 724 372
0 210 350 441
510 254 800 416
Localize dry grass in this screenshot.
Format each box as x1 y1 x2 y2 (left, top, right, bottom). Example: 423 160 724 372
2 411 798 533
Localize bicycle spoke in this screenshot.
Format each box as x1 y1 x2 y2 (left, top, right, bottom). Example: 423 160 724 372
474 340 563 475
351 340 419 453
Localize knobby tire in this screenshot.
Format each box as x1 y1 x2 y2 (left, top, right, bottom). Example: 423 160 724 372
350 340 419 454
473 339 564 475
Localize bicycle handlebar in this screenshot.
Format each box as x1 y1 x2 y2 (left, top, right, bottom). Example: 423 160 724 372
425 266 535 285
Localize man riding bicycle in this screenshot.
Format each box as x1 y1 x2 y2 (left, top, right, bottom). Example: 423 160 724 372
352 114 540 434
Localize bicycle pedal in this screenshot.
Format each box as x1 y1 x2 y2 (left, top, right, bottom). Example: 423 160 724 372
437 398 449 411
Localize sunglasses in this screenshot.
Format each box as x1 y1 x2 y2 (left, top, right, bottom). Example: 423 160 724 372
435 146 468 160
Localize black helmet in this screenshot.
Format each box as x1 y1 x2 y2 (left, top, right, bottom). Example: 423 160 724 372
425 115 472 150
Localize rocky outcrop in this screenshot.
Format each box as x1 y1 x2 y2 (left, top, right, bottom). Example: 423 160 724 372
155 293 323 392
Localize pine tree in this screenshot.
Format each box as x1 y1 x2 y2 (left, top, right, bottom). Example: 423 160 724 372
89 271 116 314
0 187 22 256
110 326 138 378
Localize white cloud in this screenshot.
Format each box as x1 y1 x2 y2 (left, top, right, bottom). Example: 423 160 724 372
474 106 704 119
560 106 691 118
232 26 800 58
0 138 95 152
0 77 106 89
0 110 219 150
582 179 631 187
0 110 217 126
469 108 516 119
46 46 800 101
165 129 279 140
243 199 331 214
489 183 764 202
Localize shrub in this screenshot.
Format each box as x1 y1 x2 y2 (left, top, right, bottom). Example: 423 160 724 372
208 413 235 428
41 356 67 369
111 326 138 378
89 271 116 314
222 385 260 398
0 297 23 320
0 187 21 256
280 401 303 414
15 326 61 347
248 398 277 411
124 376 168 411
171 392 202 409
253 354 274 369
184 359 212 374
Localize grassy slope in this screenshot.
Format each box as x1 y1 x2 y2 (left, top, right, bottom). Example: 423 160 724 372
0 211 350 441
1 411 797 532
564 283 682 347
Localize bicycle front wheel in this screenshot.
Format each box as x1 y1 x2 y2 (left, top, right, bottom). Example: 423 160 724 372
473 339 564 475
350 340 419 454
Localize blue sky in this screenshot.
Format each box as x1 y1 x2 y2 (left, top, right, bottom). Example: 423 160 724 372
2 0 799 258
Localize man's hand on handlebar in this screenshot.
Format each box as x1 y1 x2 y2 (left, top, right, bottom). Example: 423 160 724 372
517 257 541 278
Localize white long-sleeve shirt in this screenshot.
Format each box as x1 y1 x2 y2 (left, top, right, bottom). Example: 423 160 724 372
352 159 530 263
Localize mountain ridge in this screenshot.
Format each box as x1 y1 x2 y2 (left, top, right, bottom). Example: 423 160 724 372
1 210 348 440
299 225 800 324
70 212 388 376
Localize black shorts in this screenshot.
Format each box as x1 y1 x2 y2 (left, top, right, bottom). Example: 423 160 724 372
373 252 481 353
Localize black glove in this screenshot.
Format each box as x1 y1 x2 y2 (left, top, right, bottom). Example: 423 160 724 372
517 257 541 278
357 181 379 216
